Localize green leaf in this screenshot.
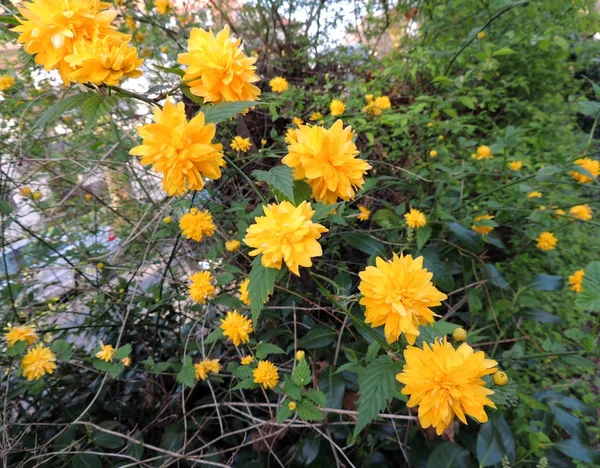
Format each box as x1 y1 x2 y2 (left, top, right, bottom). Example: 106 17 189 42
53 425 77 451
51 339 73 361
205 327 224 344
0 15 20 26
6 340 28 357
446 222 484 253
373 208 401 228
233 365 253 379
297 400 325 422
520 309 562 324
481 263 510 290
93 360 124 378
577 100 600 117
298 325 336 349
81 94 118 131
93 421 125 449
153 65 185 77
312 202 340 222
576 261 600 311
530 274 564 291
125 430 144 461
344 232 386 256
293 180 312 204
535 165 562 181
417 224 432 251
232 377 259 391
365 341 381 362
306 389 327 406
71 454 102 468
0 200 12 215
292 358 311 387
456 96 475 110
248 255 279 326
114 344 131 360
252 166 295 201
427 442 470 468
283 379 303 400
476 413 516 466
492 47 516 56
276 403 293 423
202 101 259 124
34 93 92 129
548 404 588 443
553 439 600 464
176 356 196 388
353 355 403 437
319 367 345 409
255 342 285 359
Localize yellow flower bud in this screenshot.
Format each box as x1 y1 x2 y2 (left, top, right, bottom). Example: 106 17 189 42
493 371 508 386
288 401 297 411
96 263 104 269
161 46 169 53
427 122 434 128
477 31 485 40
430 150 438 158
162 216 172 224
121 357 131 366
33 191 42 200
296 350 305 360
438 135 444 141
452 327 467 342
85 193 92 200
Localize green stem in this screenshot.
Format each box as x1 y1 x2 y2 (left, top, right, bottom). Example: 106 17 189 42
224 155 267 204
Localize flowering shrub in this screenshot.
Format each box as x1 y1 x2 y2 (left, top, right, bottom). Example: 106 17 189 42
1 0 600 466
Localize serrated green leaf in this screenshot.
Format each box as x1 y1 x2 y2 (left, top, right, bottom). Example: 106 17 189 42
365 342 381 362
248 255 279 326
535 165 562 181
205 327 224 344
34 93 92 129
417 224 432 251
93 360 124 378
202 101 259 124
176 356 196 388
493 47 516 56
252 166 295 201
233 365 253 379
6 340 27 357
276 403 293 423
576 261 600 311
283 379 303 400
296 400 324 422
292 359 311 387
293 181 312 204
114 344 131 360
51 339 73 361
306 389 327 406
456 96 475 110
232 377 259 391
255 342 285 359
353 355 403 437
82 94 118 131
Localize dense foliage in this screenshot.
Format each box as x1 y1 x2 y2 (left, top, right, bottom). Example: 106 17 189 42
1 0 599 466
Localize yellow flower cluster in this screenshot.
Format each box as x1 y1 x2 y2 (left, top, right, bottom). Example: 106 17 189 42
5 325 38 348
4 325 57 381
283 120 371 204
269 76 289 93
194 359 220 380
179 208 216 242
509 161 523 171
471 214 495 235
569 204 592 221
0 75 15 91
570 157 599 184
226 239 241 252
14 0 142 86
130 99 225 196
363 95 391 115
155 0 173 15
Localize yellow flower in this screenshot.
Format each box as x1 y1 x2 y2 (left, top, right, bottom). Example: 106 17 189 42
121 357 131 366
195 359 220 380
570 157 599 184
241 355 254 365
569 204 592 221
161 46 169 53
404 208 427 229
330 99 346 116
438 135 445 141
527 191 542 199
396 339 497 435
243 201 328 276
32 191 42 200
477 31 485 39
13 0 125 84
220 310 253 346
179 208 216 242
226 240 241 252
231 136 252 152
430 150 438 158
269 76 289 93
375 96 391 109
96 262 104 269
293 117 303 127
296 350 305 360
95 341 115 362
155 0 173 15
20 187 32 197
359 253 447 344
365 94 374 102
474 145 492 160
5 325 38 348
509 161 523 171
21 345 57 381
553 207 566 218
357 205 371 221
162 216 172 224
363 101 382 115
141 47 152 57
493 371 508 386
536 232 557 251
309 112 323 121
568 269 584 292
283 120 371 204
253 360 279 389
452 327 467 341
239 278 250 305
471 214 495 235
125 16 136 30
261 138 267 146
427 122 434 128
0 75 15 91
189 271 215 304
85 193 92 200
178 26 261 104
288 401 297 410
130 99 224 196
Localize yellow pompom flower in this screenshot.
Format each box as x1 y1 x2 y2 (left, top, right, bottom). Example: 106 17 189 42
359 253 447 344
155 0 173 15
404 208 427 229
130 99 224 196
195 359 220 380
375 96 391 109
0 75 15 91
65 34 143 86
509 161 523 171
282 120 371 204
95 341 115 362
243 201 328 276
471 214 495 235
396 339 497 435
363 101 382 115
570 157 599 184
474 145 492 160
5 325 38 348
568 269 584 293
569 204 592 221
269 76 289 93
226 240 241 252
330 99 346 116
357 205 371 221
430 150 438 158
178 26 261 104
231 136 252 152
527 191 542 199
536 232 558 251
220 310 253 346
293 117 303 127
239 278 250 305
13 0 125 83
189 271 215 304
21 345 57 381
253 360 279 389
309 112 323 121
241 355 254 365
179 208 216 242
